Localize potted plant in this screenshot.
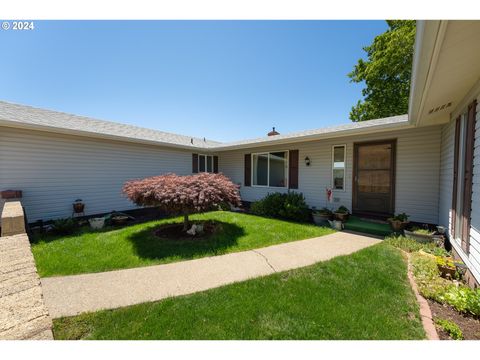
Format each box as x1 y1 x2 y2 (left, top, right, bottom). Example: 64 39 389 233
111 215 129 225
436 225 446 234
312 207 333 226
88 217 105 230
72 199 85 214
436 256 457 279
329 219 344 230
404 227 435 243
387 212 409 232
334 205 350 222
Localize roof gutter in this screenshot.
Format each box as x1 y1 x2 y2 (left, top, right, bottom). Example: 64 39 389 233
212 120 413 151
1 116 413 153
408 20 448 126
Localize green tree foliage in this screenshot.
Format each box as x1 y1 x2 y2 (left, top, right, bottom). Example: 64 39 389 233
348 20 416 122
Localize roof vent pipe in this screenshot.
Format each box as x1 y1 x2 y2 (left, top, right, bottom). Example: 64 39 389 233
267 127 280 136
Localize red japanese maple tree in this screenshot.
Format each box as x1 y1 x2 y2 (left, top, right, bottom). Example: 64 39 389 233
123 173 241 230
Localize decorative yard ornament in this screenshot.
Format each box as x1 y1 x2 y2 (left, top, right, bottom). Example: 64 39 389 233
72 198 85 216
326 188 333 203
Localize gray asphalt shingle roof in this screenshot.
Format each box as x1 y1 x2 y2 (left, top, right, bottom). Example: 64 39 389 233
216 114 409 149
0 101 220 149
0 100 410 150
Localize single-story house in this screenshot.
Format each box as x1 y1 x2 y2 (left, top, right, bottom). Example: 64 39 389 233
0 20 479 285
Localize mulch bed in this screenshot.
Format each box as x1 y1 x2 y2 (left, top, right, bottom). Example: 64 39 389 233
428 299 480 340
153 221 221 240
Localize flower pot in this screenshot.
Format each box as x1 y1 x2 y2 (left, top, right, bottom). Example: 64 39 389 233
404 230 434 243
88 217 105 230
436 226 446 234
111 215 129 225
312 213 331 226
195 223 204 234
334 212 349 222
73 202 85 213
437 264 456 279
389 220 409 232
328 219 344 230
0 190 22 199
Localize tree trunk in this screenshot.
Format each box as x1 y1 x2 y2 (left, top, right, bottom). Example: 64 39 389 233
183 214 190 231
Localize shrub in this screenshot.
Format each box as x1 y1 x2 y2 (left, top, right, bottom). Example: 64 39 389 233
279 192 310 222
435 319 464 340
436 256 456 269
123 173 241 230
52 218 77 235
411 227 433 235
411 252 441 281
388 212 409 222
250 192 310 222
250 192 285 218
334 205 349 214
217 202 231 211
384 235 439 253
314 207 333 216
440 287 480 316
423 246 450 257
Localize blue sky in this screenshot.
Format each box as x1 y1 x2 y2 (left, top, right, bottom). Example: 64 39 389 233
0 20 387 142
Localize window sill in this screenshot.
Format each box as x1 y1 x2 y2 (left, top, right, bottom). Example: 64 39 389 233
251 185 288 189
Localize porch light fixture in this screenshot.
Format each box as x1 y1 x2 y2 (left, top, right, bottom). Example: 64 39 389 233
305 156 311 166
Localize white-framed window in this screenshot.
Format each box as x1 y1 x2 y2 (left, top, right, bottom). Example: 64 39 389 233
332 145 346 191
198 154 214 173
252 151 288 188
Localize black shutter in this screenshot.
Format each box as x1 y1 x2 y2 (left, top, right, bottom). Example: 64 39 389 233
213 156 219 173
288 150 299 189
192 153 199 173
244 154 251 187
452 116 461 239
461 100 477 254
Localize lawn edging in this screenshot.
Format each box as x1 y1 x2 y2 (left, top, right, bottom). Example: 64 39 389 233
402 250 439 340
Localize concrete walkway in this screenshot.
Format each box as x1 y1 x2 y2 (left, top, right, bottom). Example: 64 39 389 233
42 231 381 318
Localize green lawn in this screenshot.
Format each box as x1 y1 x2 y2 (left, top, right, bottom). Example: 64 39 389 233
53 244 425 340
32 211 334 277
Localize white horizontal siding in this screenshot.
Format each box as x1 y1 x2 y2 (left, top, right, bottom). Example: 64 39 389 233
0 127 193 222
0 122 444 228
220 125 442 224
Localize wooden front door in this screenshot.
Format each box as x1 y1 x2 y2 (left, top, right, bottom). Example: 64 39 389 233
353 140 396 217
